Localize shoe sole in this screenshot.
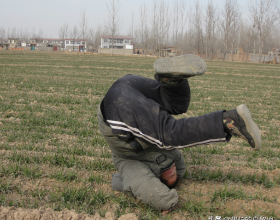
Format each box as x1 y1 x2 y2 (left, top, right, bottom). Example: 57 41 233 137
236 104 261 151
154 54 207 77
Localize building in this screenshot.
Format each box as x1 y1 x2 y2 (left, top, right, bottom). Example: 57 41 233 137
63 38 87 52
268 48 280 56
99 35 133 55
0 38 18 50
158 46 181 57
100 35 132 49
29 38 87 52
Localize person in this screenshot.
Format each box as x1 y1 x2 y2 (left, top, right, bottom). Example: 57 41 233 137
97 55 261 212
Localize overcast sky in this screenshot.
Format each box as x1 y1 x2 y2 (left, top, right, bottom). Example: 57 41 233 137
1 0 250 39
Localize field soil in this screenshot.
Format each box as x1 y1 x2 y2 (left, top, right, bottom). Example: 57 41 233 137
0 206 138 220
0 51 279 219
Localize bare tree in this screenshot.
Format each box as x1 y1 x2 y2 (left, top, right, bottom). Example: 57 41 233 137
31 28 35 38
70 25 80 52
220 0 240 60
87 28 95 52
130 12 134 39
186 1 204 55
0 27 5 43
38 29 44 39
31 28 43 40
248 0 278 62
230 16 240 61
19 28 30 43
239 19 255 61
80 8 88 41
172 0 180 47
193 1 204 55
276 1 280 20
151 0 159 56
205 0 218 59
94 25 103 52
59 24 69 51
172 0 187 53
0 27 5 49
184 6 195 54
59 24 69 39
105 0 121 55
10 27 17 39
139 3 149 56
157 0 170 57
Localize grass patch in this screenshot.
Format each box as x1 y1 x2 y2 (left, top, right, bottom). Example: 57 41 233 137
0 51 279 218
1 163 42 179
50 185 109 215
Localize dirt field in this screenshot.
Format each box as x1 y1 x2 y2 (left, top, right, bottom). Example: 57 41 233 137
0 51 279 219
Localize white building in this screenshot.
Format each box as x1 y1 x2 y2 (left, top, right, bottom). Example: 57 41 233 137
64 38 87 52
29 38 87 52
100 35 133 49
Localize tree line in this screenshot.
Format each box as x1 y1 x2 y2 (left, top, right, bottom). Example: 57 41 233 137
129 0 280 62
1 0 280 61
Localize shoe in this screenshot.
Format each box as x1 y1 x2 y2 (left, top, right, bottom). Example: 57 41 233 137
223 104 261 151
154 54 207 78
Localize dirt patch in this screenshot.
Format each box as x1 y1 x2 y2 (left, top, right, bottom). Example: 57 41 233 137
178 180 280 216
0 206 138 220
205 71 280 79
0 63 154 73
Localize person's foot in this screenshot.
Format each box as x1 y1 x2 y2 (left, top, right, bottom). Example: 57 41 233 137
223 104 261 151
154 54 207 78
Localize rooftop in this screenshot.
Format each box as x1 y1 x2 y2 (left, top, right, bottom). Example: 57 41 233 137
101 35 132 40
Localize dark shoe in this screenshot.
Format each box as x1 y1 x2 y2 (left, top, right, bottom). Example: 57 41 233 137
223 104 261 151
154 54 207 78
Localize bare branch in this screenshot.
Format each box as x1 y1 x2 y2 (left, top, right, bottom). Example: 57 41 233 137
80 8 88 40
70 25 80 52
59 24 69 40
248 0 278 62
105 0 121 55
220 0 240 60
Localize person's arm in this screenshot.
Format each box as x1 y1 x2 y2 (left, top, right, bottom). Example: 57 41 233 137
175 149 186 182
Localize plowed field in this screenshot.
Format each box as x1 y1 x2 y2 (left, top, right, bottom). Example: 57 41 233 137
0 51 279 219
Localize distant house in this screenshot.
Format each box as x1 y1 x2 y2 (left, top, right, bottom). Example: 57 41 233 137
0 38 18 50
63 38 87 52
99 35 133 55
100 35 133 49
29 38 87 52
158 46 181 57
268 48 280 56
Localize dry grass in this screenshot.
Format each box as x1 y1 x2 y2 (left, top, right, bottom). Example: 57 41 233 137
0 51 280 219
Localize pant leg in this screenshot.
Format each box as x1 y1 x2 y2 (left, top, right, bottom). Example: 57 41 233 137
101 75 226 150
112 173 123 191
159 78 191 115
113 157 178 211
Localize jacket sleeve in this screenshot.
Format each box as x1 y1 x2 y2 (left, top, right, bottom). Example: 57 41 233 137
115 159 178 211
175 149 186 178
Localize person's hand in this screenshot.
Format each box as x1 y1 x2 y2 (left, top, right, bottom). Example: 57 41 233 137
161 209 172 216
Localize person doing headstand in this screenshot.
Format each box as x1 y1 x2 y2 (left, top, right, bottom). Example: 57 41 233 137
97 55 261 211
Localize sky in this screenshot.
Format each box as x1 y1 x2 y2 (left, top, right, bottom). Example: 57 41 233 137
1 0 250 39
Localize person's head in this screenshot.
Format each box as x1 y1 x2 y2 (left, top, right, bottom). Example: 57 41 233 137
159 163 178 188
